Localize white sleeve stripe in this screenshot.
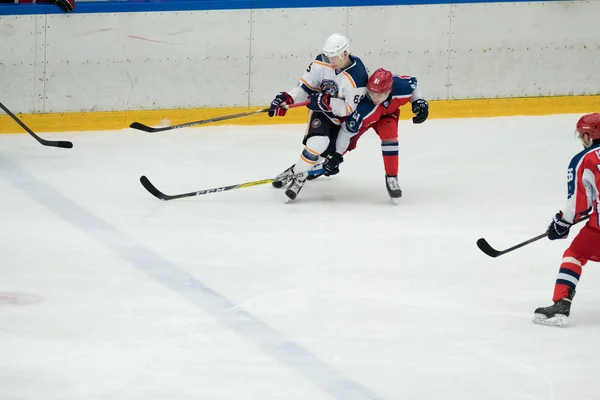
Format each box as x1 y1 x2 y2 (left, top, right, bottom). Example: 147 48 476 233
391 94 412 99
583 168 600 205
562 256 583 267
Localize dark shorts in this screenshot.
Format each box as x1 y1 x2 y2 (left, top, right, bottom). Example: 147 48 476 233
302 112 341 156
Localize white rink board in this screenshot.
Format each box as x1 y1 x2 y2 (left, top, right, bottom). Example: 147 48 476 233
249 7 348 105
448 2 600 99
0 15 45 114
347 4 453 101
0 1 599 113
43 10 252 112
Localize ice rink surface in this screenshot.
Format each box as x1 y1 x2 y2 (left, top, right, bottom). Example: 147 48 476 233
1 114 600 400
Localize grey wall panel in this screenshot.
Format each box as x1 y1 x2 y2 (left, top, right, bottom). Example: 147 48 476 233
0 16 41 113
43 10 251 111
249 7 348 106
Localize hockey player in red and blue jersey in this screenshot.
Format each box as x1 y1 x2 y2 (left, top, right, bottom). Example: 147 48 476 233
533 113 600 326
323 68 428 203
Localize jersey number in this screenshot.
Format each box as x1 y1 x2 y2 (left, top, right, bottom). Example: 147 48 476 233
353 94 364 104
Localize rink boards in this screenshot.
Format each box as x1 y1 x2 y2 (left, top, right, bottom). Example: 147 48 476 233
0 0 598 132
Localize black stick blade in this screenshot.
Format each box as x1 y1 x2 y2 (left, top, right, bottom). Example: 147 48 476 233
36 137 73 148
56 141 73 149
130 122 159 133
476 238 502 258
140 176 169 200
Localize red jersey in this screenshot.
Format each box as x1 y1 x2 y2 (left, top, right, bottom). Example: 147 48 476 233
563 143 600 230
344 75 417 135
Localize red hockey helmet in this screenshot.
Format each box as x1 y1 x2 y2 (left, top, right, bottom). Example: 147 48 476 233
576 113 600 145
367 68 393 94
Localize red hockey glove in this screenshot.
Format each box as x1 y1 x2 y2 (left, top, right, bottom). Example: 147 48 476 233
268 92 294 117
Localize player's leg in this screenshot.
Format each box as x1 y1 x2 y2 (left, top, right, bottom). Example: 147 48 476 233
533 226 600 326
373 116 401 199
285 113 335 200
273 111 326 188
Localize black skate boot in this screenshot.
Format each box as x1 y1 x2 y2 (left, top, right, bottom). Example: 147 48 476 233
272 165 294 188
532 289 575 327
285 172 307 201
385 175 402 204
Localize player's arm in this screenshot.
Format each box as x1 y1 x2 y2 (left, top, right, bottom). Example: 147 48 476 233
334 101 372 154
562 160 596 223
405 77 428 124
322 104 370 176
268 58 322 117
548 157 594 240
327 87 365 118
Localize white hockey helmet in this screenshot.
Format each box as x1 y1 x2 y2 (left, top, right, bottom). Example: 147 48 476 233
322 33 350 59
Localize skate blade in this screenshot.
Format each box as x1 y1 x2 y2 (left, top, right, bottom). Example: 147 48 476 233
390 197 399 205
532 313 568 327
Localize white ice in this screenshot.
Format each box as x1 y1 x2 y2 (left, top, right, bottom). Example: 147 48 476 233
1 114 600 400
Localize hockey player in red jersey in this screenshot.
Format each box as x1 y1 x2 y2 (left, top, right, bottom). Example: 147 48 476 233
533 113 600 326
323 68 428 203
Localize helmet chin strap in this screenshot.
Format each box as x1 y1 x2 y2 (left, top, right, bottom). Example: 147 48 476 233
582 134 593 148
339 52 347 65
340 51 350 66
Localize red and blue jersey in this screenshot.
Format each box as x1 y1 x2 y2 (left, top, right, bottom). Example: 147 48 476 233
344 75 417 135
563 143 600 230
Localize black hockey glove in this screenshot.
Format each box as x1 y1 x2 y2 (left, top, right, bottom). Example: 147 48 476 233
547 212 572 240
412 99 429 124
307 93 332 113
324 152 343 176
53 0 74 12
268 92 293 117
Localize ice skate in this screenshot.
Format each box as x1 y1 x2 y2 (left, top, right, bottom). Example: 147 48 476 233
272 165 294 188
285 173 307 201
385 175 402 204
533 289 574 327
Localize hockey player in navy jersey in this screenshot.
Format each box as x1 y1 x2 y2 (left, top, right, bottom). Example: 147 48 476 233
324 68 429 203
267 33 369 201
533 113 600 326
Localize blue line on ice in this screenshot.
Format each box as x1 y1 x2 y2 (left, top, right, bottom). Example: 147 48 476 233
0 156 383 400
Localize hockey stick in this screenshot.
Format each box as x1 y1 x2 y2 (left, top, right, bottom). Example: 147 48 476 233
140 167 324 201
0 102 73 149
476 215 591 258
130 101 310 133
